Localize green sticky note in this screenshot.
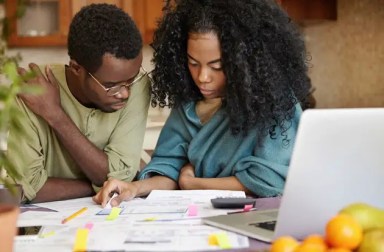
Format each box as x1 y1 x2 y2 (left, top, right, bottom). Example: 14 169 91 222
216 232 232 249
106 207 122 221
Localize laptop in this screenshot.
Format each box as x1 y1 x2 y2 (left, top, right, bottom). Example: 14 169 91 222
203 108 384 242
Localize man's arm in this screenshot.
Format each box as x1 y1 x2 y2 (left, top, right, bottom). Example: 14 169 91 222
93 176 178 207
45 109 109 186
31 178 94 203
18 64 109 186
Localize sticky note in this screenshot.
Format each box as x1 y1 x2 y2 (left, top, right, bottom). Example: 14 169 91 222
40 231 55 238
187 204 198 216
106 207 122 221
216 232 232 249
84 222 94 231
73 228 89 252
209 232 232 249
96 206 123 215
243 204 253 212
208 234 219 246
144 217 158 221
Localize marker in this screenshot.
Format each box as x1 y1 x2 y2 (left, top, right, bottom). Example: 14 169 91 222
61 207 88 224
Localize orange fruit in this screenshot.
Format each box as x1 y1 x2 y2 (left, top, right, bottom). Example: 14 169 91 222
327 248 351 252
270 236 299 252
325 214 363 250
295 243 327 252
296 234 328 252
302 234 327 246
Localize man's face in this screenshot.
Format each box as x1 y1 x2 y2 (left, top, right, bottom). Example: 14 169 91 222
83 52 143 113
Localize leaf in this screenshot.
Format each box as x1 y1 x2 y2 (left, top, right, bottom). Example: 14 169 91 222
3 61 18 82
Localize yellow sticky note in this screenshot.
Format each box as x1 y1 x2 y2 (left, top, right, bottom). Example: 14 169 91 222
106 207 122 221
208 234 219 246
216 232 232 249
40 231 55 238
73 228 89 252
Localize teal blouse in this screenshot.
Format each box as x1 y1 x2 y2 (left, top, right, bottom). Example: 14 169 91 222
139 102 302 197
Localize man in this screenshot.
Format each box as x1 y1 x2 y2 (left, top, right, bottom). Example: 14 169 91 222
7 4 150 202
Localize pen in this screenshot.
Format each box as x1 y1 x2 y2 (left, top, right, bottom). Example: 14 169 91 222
227 207 258 214
61 207 88 224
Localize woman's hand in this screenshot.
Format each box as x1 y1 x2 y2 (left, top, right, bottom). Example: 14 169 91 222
92 178 138 207
178 163 196 190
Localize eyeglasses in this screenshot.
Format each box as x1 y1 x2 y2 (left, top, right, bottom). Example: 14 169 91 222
88 66 149 96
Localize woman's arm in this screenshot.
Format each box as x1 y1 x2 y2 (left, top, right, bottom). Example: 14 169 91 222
178 163 252 194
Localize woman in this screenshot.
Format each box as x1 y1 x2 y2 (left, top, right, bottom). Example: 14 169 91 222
94 0 311 206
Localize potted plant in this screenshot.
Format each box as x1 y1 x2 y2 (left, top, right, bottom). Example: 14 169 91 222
0 28 36 252
0 0 34 250
0 60 37 252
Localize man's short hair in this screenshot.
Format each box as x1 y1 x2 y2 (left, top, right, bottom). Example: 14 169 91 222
68 3 142 73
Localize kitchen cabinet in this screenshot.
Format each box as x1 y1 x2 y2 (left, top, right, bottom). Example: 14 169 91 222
279 0 337 22
72 0 164 44
5 0 335 47
5 0 71 47
5 0 163 47
125 0 164 44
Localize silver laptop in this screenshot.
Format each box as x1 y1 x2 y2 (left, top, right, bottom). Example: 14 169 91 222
203 108 384 242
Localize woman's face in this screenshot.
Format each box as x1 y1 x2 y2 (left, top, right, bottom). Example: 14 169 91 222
187 32 226 100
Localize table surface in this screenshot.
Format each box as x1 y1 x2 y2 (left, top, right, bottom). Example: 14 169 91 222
15 196 281 252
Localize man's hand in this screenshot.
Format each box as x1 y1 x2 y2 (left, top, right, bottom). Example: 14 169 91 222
178 163 195 190
93 178 138 207
17 63 62 123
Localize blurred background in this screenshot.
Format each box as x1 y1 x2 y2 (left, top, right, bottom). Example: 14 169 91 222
1 0 383 149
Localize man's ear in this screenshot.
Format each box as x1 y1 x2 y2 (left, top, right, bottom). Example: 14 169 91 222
69 60 83 75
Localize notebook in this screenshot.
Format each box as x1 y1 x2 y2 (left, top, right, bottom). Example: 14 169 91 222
203 108 384 242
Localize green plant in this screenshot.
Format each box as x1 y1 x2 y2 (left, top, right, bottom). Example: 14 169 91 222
0 0 33 193
0 61 36 192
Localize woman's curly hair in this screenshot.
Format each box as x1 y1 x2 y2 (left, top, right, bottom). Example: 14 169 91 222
151 0 312 136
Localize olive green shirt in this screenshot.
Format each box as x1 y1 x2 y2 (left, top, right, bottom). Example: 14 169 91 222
7 65 150 201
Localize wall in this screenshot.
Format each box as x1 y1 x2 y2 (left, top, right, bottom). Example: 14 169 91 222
303 0 384 108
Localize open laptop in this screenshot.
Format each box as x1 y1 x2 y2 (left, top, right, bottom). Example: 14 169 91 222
203 108 384 242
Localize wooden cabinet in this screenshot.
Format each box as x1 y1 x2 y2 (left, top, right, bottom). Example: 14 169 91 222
124 0 164 44
5 0 71 47
6 0 163 47
72 0 164 44
5 0 335 47
279 0 337 22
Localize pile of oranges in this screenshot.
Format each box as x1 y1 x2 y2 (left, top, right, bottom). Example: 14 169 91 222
270 213 363 252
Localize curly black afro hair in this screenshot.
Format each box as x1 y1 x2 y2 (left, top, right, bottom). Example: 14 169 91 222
68 3 142 73
151 0 312 136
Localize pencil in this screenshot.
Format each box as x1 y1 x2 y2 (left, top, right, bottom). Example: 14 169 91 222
61 207 88 224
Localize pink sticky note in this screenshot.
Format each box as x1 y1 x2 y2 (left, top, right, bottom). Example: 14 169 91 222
243 204 253 212
84 222 94 231
188 204 198 216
